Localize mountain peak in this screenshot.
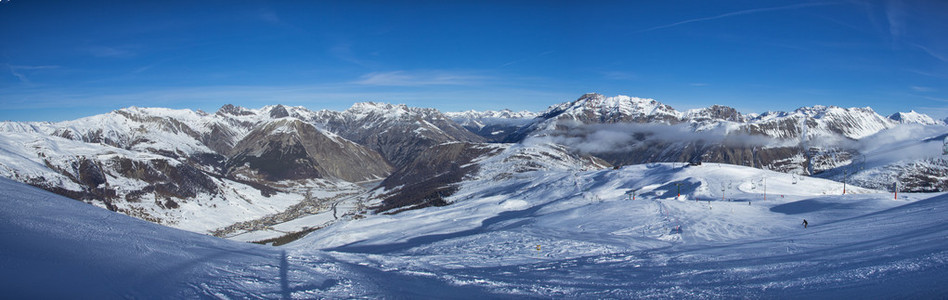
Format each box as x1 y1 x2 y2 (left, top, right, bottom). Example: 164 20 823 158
686 105 744 122
216 104 254 116
268 104 290 119
888 110 943 125
348 101 405 111
542 93 680 124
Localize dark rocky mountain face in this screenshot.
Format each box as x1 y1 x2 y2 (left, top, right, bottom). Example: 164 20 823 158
461 122 527 142
372 141 611 214
689 105 745 123
226 119 392 183
23 151 222 223
311 103 485 169
373 142 504 213
447 110 538 142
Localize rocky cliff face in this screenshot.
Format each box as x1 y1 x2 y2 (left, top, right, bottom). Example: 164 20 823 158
373 142 504 213
372 141 611 213
227 119 391 183
311 102 485 169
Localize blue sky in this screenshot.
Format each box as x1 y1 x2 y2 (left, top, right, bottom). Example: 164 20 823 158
1 0 947 121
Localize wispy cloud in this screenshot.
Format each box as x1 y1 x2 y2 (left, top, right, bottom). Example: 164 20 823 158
7 66 29 83
915 106 948 121
329 43 374 68
908 69 948 79
638 2 838 33
85 45 137 58
259 11 280 23
6 65 60 84
601 71 638 81
500 50 555 68
911 43 948 63
353 70 486 86
910 85 935 92
884 0 906 41
921 95 948 103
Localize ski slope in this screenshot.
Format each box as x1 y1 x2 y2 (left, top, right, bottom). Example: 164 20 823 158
295 163 947 297
2 163 946 298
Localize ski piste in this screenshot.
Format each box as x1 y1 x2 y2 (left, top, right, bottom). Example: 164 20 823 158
3 162 945 298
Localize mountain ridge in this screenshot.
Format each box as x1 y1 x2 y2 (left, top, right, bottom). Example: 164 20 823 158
0 94 945 235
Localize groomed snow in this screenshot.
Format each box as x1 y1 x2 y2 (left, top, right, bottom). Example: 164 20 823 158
2 163 946 298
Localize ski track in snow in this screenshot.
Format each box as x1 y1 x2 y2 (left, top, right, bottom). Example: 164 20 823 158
2 163 947 298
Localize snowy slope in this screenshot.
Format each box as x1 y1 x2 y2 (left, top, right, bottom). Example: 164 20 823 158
293 163 947 297
889 110 945 125
0 177 343 298
0 104 395 234
2 162 946 298
0 125 361 234
816 124 948 192
0 177 520 299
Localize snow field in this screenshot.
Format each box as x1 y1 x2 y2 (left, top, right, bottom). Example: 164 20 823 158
290 163 945 297
1 162 945 298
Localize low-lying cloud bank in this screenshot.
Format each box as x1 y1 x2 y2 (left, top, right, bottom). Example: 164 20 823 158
526 123 789 154
525 122 948 162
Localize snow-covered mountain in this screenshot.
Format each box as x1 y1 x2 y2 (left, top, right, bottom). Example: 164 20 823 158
445 109 539 120
508 93 929 143
446 109 539 142
815 125 948 192
0 103 447 233
0 116 364 233
0 94 945 237
3 97 948 297
888 110 945 125
497 94 946 186
0 101 499 233
745 105 895 140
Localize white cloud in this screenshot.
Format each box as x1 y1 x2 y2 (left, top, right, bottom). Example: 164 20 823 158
885 0 906 41
910 86 935 92
638 2 838 33
601 71 638 81
353 70 486 86
6 65 61 84
912 43 948 63
86 46 136 58
921 96 948 103
329 43 372 68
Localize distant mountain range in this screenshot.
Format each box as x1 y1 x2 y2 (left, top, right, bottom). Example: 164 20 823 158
1 93 945 235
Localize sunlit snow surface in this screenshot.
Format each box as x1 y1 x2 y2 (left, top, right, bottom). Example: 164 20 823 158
3 163 947 298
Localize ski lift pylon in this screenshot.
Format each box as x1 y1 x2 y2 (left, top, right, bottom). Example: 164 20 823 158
942 136 948 155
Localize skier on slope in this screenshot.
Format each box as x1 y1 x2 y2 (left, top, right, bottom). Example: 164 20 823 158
802 219 808 229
